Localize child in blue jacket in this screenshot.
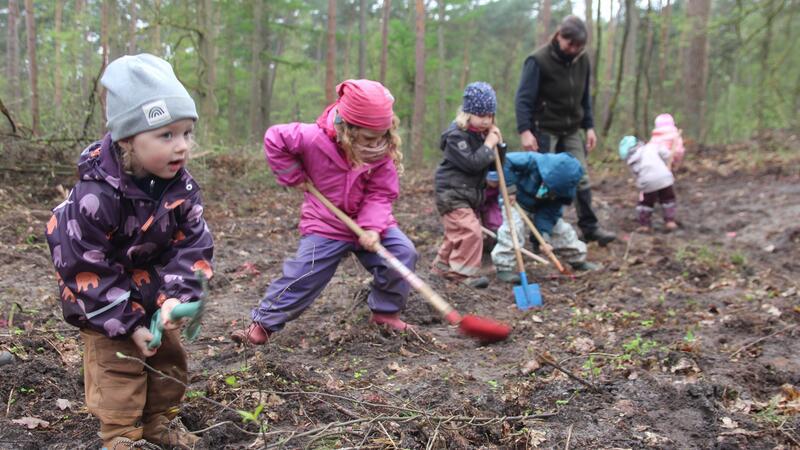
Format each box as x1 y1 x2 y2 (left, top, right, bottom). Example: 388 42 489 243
492 152 599 282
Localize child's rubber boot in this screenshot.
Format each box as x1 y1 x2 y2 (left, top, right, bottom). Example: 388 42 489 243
370 312 410 331
231 322 270 345
142 414 199 450
496 270 521 284
569 261 602 272
460 275 490 289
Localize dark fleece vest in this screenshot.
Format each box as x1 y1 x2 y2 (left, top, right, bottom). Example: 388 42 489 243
529 43 589 135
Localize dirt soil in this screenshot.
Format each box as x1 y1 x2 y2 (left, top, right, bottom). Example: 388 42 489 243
0 132 798 449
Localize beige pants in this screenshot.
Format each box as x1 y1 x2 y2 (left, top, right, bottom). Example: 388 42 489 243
80 328 188 442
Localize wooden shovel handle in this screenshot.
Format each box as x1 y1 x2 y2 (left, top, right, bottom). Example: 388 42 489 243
481 226 549 265
306 184 460 324
493 147 526 274
513 202 569 274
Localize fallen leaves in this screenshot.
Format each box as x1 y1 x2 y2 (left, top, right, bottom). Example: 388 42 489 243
12 417 50 429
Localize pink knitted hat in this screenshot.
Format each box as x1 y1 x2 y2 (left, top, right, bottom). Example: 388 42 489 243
653 113 677 132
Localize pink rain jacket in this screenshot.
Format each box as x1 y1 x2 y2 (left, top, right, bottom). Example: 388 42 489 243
263 109 399 242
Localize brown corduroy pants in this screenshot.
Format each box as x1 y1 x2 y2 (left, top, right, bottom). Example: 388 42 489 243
80 328 188 442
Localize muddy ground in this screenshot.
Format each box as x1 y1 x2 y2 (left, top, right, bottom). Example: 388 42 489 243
0 132 798 449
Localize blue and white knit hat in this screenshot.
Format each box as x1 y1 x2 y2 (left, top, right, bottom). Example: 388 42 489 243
462 82 497 116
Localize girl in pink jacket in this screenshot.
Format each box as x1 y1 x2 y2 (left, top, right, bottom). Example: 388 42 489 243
233 80 417 345
649 113 685 168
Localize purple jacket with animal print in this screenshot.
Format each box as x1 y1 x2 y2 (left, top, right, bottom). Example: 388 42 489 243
45 133 214 338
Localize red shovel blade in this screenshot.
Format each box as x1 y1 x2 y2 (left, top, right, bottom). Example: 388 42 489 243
459 315 511 343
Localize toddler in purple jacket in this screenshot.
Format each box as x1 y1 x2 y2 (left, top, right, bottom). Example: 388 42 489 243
45 54 213 449
232 79 418 346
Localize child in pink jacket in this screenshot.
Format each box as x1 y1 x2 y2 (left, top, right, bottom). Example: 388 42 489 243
233 80 417 345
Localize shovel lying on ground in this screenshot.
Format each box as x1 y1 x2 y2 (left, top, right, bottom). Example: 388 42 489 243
494 144 541 309
148 272 208 349
307 183 510 343
481 226 549 266
513 202 573 278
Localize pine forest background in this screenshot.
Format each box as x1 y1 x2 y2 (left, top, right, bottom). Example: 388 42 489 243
1 0 798 167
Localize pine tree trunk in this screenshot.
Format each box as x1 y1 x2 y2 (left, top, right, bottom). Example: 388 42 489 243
6 0 20 106
602 0 632 137
599 1 620 130
264 14 291 128
656 0 671 107
537 0 552 45
756 0 776 130
100 0 111 121
410 0 426 167
359 0 367 78
459 32 471 89
198 0 219 136
128 0 137 54
436 0 447 132
592 0 602 107
633 0 650 136
379 0 391 85
249 0 265 138
152 0 162 54
325 0 337 104
585 0 593 57
54 0 64 112
682 0 710 139
24 0 39 135
641 0 655 135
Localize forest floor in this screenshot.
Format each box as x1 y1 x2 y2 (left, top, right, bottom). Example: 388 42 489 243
0 131 798 449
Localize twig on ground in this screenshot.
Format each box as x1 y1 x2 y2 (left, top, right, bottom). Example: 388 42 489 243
536 351 604 395
729 323 797 359
565 423 574 450
6 385 14 417
623 232 635 263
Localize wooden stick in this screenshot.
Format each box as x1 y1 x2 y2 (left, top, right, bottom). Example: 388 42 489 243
306 184 458 324
493 147 526 275
729 324 797 359
480 226 549 265
536 351 602 394
513 202 570 275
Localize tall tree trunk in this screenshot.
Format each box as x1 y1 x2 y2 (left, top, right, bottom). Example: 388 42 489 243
459 30 471 89
325 0 337 104
264 15 291 128
7 0 20 107
54 0 64 112
198 0 218 136
436 0 447 132
633 0 651 136
358 0 367 78
128 0 137 53
602 0 632 137
75 0 90 104
656 0 672 108
343 16 353 78
24 0 39 135
599 1 621 129
756 0 776 130
641 0 655 135
585 0 593 57
249 0 265 139
537 0 552 45
152 0 162 54
682 0 710 139
100 0 111 122
410 0 426 167
592 0 602 107
379 0 391 84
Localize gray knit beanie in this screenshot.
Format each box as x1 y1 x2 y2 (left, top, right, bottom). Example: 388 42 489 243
101 53 198 141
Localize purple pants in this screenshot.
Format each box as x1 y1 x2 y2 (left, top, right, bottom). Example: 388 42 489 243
252 227 418 332
637 185 677 226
